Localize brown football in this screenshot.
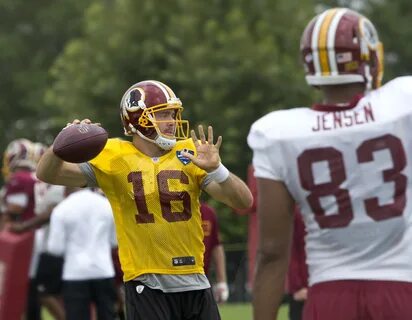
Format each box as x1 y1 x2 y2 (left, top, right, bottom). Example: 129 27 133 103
52 124 108 163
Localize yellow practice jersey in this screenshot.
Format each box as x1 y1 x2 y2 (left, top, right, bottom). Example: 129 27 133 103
89 138 207 281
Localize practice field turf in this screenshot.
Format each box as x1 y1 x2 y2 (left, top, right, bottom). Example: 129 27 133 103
43 303 289 319
219 303 288 320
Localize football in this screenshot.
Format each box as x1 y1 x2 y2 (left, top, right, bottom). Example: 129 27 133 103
53 124 108 163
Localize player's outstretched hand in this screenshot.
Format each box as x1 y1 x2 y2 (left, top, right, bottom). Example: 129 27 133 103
181 125 222 172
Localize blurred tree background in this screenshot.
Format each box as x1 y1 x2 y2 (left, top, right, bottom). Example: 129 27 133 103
1 0 412 244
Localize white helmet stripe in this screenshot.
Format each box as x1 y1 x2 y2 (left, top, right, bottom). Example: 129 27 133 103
311 10 329 75
327 9 348 75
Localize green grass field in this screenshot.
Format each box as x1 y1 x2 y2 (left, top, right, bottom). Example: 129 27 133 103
219 303 288 320
43 303 288 320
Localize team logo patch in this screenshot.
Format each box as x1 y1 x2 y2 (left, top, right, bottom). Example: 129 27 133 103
176 149 194 165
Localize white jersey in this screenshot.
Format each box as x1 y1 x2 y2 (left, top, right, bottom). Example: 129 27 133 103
34 183 66 216
248 76 412 285
29 183 65 277
47 189 117 280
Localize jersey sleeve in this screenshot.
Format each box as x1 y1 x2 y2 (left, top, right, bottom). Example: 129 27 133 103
79 163 99 188
248 114 286 181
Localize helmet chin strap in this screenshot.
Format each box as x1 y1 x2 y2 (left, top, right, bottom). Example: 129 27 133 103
153 124 176 150
135 129 176 151
154 135 176 150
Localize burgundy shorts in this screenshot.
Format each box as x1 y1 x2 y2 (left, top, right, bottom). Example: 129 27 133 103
303 280 412 320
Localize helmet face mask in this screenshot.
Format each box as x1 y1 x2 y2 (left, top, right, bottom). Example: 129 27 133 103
120 80 189 150
300 8 384 90
140 101 188 138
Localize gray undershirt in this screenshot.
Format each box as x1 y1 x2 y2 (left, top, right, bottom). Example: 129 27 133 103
78 163 211 292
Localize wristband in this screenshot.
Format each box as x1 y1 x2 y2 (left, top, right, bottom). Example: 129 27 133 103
207 163 230 183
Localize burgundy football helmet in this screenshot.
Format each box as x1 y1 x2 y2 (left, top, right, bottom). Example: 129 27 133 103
2 138 35 180
300 8 384 90
120 80 189 150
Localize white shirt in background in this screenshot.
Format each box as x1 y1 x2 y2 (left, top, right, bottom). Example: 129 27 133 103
29 184 66 278
47 189 117 280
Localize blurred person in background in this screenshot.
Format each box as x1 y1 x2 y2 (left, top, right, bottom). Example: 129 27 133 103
11 182 67 320
1 138 43 320
6 141 66 320
285 209 308 320
111 247 125 320
249 7 412 320
37 80 253 320
47 187 117 320
1 139 37 224
236 165 308 320
200 202 229 304
233 164 257 294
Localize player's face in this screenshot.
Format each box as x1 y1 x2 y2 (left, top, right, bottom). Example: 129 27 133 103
154 109 177 137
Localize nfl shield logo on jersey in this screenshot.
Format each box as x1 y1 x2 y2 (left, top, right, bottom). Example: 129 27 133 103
176 149 194 165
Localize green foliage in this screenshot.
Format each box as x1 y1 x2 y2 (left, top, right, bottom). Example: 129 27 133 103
367 0 412 80
2 0 412 242
46 0 316 167
0 0 92 148
44 0 317 240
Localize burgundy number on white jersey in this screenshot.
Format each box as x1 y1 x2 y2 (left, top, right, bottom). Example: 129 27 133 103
298 134 406 228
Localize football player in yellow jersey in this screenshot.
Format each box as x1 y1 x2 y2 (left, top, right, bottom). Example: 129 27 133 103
36 80 253 320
